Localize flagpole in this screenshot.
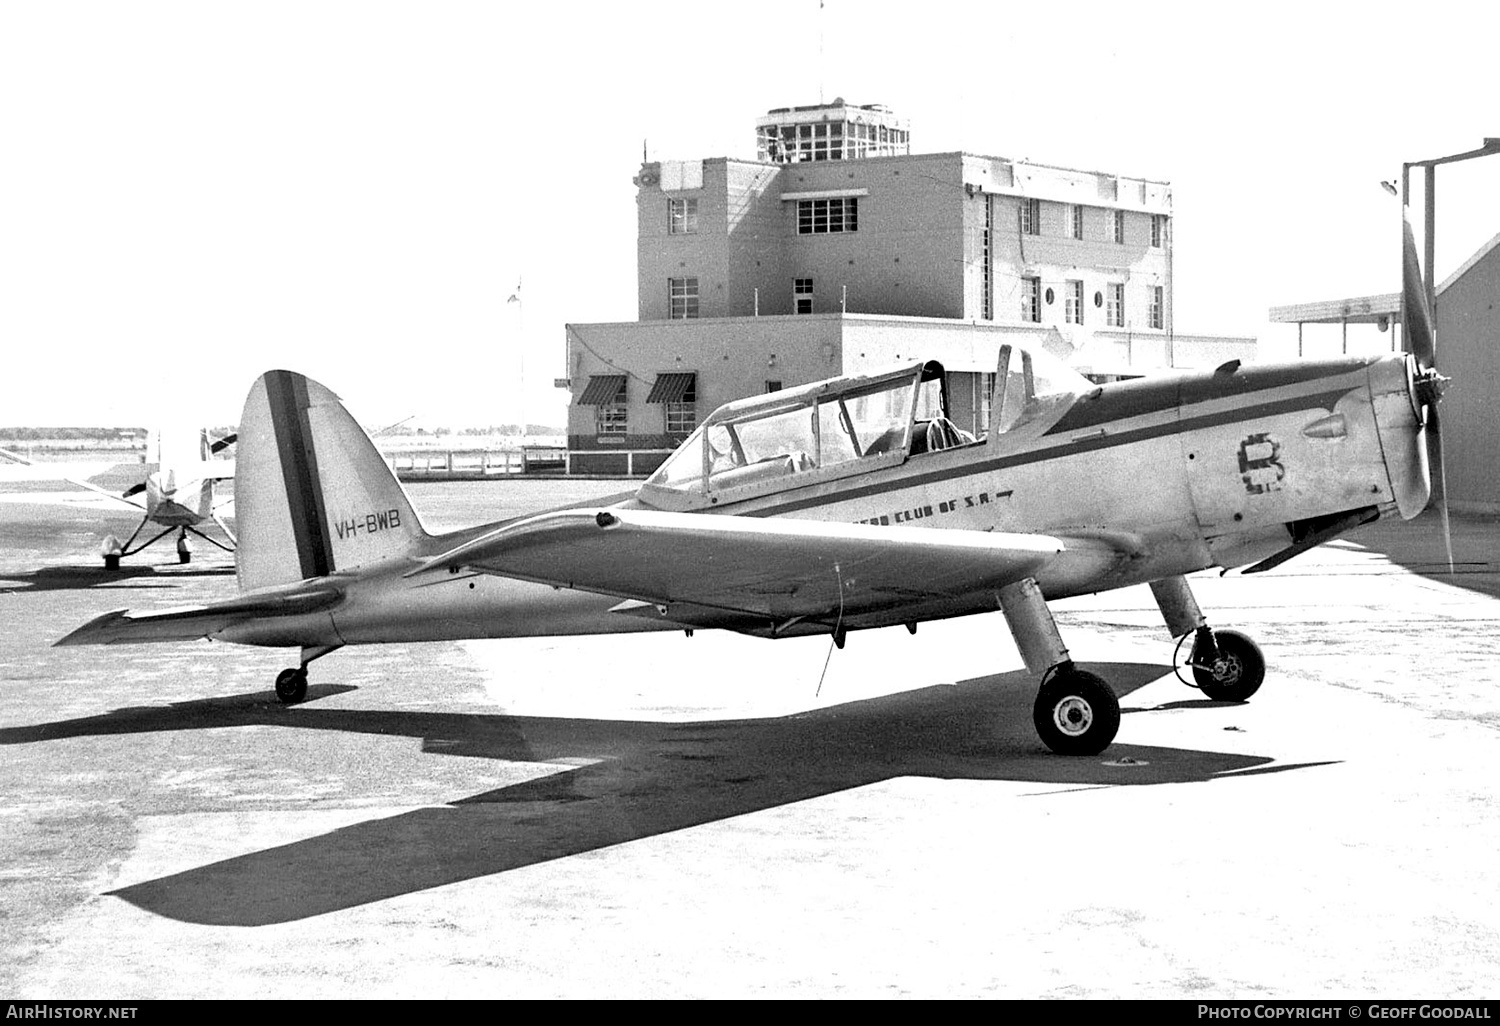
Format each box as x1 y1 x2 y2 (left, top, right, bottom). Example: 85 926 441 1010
507 279 523 434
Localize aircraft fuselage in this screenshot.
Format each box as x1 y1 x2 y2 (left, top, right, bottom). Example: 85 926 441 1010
214 352 1426 652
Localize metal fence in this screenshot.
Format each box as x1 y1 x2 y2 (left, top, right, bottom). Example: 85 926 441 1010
383 446 568 481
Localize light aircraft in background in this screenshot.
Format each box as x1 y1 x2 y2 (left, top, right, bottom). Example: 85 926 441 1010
2 428 238 567
56 220 1450 755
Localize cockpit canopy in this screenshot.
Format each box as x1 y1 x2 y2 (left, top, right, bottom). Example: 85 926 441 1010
639 344 1089 509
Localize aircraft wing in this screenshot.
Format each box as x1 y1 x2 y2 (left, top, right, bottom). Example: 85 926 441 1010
0 446 147 511
410 508 1064 631
54 585 341 646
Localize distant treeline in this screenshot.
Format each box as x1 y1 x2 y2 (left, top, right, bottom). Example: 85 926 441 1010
0 427 147 441
2 424 559 442
456 424 564 436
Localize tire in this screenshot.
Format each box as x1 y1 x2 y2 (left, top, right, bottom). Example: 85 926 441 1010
274 667 308 704
1192 629 1265 702
1033 668 1120 756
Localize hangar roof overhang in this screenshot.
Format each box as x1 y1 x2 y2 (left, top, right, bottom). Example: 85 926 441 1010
1269 230 1500 325
1269 294 1400 326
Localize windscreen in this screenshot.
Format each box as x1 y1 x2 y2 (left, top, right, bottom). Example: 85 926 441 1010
645 370 919 496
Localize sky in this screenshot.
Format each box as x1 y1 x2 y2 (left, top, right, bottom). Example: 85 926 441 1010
3 0 1498 429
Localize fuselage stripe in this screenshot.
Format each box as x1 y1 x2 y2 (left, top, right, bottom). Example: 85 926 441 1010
739 386 1358 518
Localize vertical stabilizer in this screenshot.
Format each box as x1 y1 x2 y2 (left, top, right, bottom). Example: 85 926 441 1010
235 370 428 590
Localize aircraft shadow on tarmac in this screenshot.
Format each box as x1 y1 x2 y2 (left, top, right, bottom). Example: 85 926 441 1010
1339 511 1500 601
0 664 1335 927
0 564 236 594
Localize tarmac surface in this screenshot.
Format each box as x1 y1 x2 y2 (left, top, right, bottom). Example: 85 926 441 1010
1 470 1498 999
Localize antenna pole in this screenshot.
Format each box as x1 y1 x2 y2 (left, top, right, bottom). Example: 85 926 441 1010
818 0 824 104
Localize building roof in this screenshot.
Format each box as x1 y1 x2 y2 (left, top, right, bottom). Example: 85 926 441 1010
1437 229 1500 293
1268 293 1400 325
1269 230 1500 325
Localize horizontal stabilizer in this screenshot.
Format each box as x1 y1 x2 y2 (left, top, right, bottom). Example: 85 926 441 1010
409 507 1063 625
0 446 148 511
55 585 342 646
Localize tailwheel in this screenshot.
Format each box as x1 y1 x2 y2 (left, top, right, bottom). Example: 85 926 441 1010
1033 666 1120 756
1191 629 1265 702
274 667 309 704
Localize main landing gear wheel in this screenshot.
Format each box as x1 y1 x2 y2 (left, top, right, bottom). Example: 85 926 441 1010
1192 629 1265 703
274 667 309 704
1033 667 1120 756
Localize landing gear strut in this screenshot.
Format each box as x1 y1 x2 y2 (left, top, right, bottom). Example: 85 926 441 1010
99 516 233 568
1151 576 1267 703
999 577 1121 755
273 644 342 705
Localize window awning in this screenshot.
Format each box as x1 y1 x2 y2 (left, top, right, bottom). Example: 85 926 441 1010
579 374 627 405
646 372 696 404
780 188 869 201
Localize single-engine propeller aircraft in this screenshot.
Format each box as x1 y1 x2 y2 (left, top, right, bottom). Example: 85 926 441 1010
2 427 237 567
56 219 1450 755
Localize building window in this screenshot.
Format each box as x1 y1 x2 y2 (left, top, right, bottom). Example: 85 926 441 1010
666 396 695 434
580 375 629 438
668 198 698 235
668 277 699 319
759 119 910 163
597 404 626 436
1021 276 1041 323
765 380 782 393
647 372 697 435
794 277 814 314
797 197 858 234
1149 285 1164 329
1070 205 1084 240
1019 197 1041 236
1113 209 1125 245
1065 280 1084 325
1106 283 1124 327
1151 214 1166 248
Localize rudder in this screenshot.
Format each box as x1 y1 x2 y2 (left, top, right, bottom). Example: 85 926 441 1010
235 370 428 590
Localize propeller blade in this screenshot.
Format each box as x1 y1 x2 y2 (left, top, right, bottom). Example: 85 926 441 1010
122 482 146 498
1402 216 1437 369
1427 403 1455 575
1402 210 1452 572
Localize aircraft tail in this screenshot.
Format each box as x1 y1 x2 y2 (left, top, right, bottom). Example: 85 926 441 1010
235 370 429 591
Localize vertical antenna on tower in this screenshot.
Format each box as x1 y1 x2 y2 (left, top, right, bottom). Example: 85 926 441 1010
818 0 825 104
